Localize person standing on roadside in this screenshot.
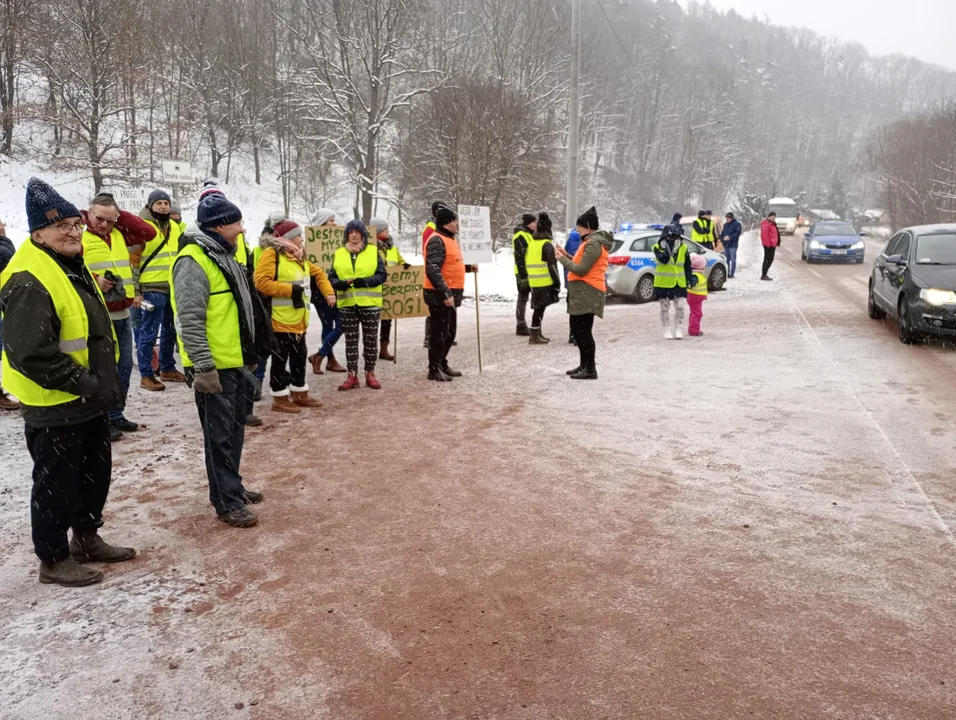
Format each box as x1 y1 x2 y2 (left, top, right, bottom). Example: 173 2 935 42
555 206 612 380
307 209 348 375
371 217 408 362
527 212 560 345
691 210 715 250
424 206 471 382
0 219 18 411
171 191 263 528
654 222 694 339
760 211 780 281
512 213 537 336
563 229 581 346
134 189 187 391
721 212 742 279
421 201 445 348
0 178 136 587
82 193 157 440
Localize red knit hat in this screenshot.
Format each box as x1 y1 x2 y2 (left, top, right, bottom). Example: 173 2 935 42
273 219 303 241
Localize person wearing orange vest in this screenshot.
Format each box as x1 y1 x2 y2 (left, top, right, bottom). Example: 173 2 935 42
555 206 612 380
423 205 474 381
421 200 446 349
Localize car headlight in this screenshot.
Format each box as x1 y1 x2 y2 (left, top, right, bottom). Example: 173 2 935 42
809 240 821 249
919 288 956 306
852 241 865 250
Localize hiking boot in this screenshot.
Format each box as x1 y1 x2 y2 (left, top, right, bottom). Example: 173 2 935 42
516 323 531 337
271 395 301 414
70 529 137 564
244 414 263 427
570 366 598 380
39 558 103 587
529 328 549 345
568 335 577 346
111 418 139 432
379 341 395 362
566 366 582 376
427 367 453 382
309 353 325 375
140 376 166 392
242 489 264 505
338 373 360 391
109 426 124 443
326 357 348 373
761 275 773 281
0 389 19 411
365 372 382 390
217 506 258 528
160 370 187 383
441 364 463 378
292 391 323 407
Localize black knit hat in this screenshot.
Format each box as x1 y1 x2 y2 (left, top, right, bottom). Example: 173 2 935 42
725 212 735 220
698 210 707 218
197 192 242 229
148 189 171 209
435 205 458 228
575 206 599 231
671 212 682 223
521 213 537 227
536 212 553 236
25 177 80 232
431 201 447 219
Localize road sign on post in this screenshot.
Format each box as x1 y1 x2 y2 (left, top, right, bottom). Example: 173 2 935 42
162 160 193 184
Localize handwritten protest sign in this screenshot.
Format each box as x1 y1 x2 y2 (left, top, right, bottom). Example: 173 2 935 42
457 205 493 265
304 225 344 268
382 265 427 320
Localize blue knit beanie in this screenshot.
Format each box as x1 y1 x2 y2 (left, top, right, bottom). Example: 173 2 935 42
197 192 242 230
344 219 368 243
26 177 80 232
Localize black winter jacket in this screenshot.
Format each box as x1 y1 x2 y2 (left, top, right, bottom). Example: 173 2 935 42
0 235 15 272
0 242 120 427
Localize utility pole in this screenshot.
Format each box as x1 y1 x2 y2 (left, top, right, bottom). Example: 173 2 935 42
566 0 581 233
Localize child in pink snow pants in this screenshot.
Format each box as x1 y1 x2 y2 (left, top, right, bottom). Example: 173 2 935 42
687 253 708 336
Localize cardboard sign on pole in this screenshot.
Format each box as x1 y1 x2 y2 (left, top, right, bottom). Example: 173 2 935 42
304 225 345 269
107 187 150 211
382 265 428 320
458 205 494 265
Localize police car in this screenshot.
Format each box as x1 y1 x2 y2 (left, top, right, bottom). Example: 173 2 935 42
606 224 729 303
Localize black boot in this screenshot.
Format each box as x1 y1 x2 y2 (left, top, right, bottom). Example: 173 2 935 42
109 426 123 442
570 365 598 380
529 328 549 345
242 489 264 505
217 506 258 528
441 364 463 377
428 367 453 382
516 323 531 337
39 558 103 587
111 418 139 432
70 529 137 563
566 366 582 376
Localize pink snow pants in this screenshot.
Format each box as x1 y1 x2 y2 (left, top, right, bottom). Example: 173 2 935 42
687 293 705 336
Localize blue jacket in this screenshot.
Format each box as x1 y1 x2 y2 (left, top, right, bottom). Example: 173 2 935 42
563 231 581 283
722 220 742 245
0 235 14 274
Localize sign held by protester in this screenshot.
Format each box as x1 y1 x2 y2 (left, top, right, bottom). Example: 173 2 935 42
382 265 427 320
304 225 345 268
458 205 493 265
107 187 150 210
161 160 193 184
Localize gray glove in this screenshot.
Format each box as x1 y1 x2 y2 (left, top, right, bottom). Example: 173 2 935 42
242 367 262 402
193 369 222 394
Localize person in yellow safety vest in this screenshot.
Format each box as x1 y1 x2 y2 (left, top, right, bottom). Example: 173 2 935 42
0 218 18 411
254 219 335 414
686 252 708 337
327 220 388 391
134 189 187 390
526 211 561 345
512 213 538 336
81 192 158 440
691 210 715 250
0 177 136 587
170 200 187 235
171 191 265 529
653 222 696 339
370 216 410 362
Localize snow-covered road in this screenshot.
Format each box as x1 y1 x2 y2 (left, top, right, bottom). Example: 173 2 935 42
2 231 955 718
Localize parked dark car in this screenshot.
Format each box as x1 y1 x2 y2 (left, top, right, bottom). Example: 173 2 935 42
868 224 956 343
802 221 866 264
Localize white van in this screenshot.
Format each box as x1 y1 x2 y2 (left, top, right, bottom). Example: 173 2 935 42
768 197 800 235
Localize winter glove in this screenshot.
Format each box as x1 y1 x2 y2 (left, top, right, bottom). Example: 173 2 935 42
689 275 697 288
291 284 305 309
193 369 222 394
242 367 263 402
402 263 411 270
519 278 531 291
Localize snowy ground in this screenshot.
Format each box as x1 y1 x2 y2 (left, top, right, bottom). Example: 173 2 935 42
3 231 956 718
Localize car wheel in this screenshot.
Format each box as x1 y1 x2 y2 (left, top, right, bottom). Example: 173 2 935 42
898 296 919 344
867 280 885 320
633 274 655 304
708 264 727 292
801 245 807 261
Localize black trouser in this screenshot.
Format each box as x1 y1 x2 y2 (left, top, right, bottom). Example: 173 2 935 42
380 318 392 342
341 306 381 373
194 368 247 515
428 304 457 370
515 278 530 327
567 297 576 343
532 307 546 327
762 246 776 276
25 416 112 563
270 332 308 394
569 313 596 369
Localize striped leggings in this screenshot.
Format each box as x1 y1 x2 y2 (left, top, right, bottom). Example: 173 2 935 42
340 306 381 373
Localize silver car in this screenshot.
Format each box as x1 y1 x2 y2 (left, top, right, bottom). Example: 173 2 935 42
606 228 729 303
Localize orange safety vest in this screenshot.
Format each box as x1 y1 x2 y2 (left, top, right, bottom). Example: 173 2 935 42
568 237 608 292
423 231 466 291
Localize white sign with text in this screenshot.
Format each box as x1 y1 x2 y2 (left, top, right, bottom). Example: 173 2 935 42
162 160 193 184
107 187 150 210
457 205 493 265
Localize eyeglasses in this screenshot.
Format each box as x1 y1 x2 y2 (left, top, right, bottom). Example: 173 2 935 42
52 221 84 236
91 213 119 225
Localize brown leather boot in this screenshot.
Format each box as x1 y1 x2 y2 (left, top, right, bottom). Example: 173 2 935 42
291 391 323 408
326 356 348 373
0 388 19 411
140 376 166 392
379 341 395 361
309 353 325 375
160 370 188 383
39 558 103 586
70 529 137 564
271 395 301 414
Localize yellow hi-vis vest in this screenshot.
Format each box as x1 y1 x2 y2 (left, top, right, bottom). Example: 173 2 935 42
0 241 118 406
525 237 554 288
512 229 533 275
332 245 382 308
139 219 182 285
271 253 312 329
82 229 134 299
382 244 401 266
253 245 264 269
653 241 688 289
689 271 708 296
235 232 249 268
170 244 245 370
691 219 713 245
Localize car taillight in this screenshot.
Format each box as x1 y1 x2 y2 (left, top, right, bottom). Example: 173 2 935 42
608 256 630 265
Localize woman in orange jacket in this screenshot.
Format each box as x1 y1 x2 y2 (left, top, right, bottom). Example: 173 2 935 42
254 220 336 413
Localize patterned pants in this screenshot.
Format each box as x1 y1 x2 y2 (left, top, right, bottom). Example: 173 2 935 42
659 298 685 326
340 306 381 373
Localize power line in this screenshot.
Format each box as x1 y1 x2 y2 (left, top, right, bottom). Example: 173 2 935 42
592 0 632 62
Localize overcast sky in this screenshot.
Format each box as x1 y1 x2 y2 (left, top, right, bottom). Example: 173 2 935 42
684 0 956 71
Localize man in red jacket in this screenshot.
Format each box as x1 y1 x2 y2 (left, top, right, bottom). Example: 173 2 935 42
760 211 781 281
82 193 158 439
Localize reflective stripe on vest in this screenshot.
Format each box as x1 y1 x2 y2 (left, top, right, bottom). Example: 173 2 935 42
513 229 533 274
270 254 313 328
82 228 135 299
0 240 118 406
384 245 400 266
567 237 608 292
526 237 554 288
140 219 182 285
170 244 245 370
332 244 383 308
691 219 713 245
423 231 466 291
653 242 689 289
689 271 708 296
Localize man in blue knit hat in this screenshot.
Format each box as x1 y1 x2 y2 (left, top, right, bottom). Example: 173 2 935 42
171 191 264 528
0 178 136 587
